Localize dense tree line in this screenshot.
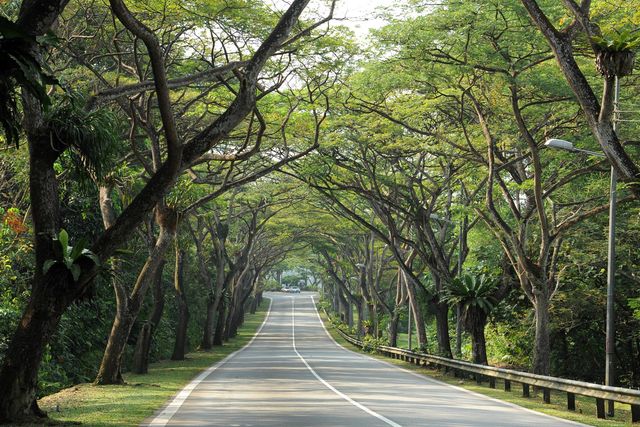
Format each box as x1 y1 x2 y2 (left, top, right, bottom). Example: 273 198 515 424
304 0 640 389
0 0 347 421
1 0 640 424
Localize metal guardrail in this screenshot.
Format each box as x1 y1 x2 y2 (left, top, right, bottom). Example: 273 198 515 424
334 326 640 423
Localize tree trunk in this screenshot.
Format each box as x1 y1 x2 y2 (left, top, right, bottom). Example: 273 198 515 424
0 1 311 417
468 310 488 365
0 89 73 420
533 296 551 375
249 295 258 314
356 298 364 336
200 296 216 350
0 274 69 421
406 278 427 350
171 249 189 361
223 286 238 342
213 297 226 346
388 310 400 347
434 300 453 358
95 206 176 384
132 260 166 374
455 304 463 358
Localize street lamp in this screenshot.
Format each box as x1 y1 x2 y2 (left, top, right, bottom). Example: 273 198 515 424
544 137 617 415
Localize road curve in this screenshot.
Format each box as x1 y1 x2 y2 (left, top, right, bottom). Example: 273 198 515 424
144 293 584 427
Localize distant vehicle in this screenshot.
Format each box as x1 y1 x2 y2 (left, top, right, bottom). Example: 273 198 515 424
290 286 301 293
281 287 289 293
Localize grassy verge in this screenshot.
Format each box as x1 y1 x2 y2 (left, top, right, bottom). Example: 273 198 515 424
318 309 633 427
24 301 270 427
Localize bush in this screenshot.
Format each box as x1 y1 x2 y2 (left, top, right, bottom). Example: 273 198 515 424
362 334 386 353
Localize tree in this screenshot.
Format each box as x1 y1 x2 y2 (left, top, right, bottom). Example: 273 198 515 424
445 272 504 365
520 0 640 197
0 0 326 420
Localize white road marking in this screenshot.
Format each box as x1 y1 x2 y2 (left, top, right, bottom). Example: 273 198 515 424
147 298 273 426
291 297 402 427
309 295 586 427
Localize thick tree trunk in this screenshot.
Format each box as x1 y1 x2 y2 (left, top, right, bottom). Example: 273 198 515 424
228 305 243 338
468 310 488 365
337 289 350 326
0 99 69 420
434 300 452 358
171 249 189 361
0 275 68 421
355 298 365 336
249 295 258 314
200 296 216 350
388 310 400 347
95 206 176 384
533 296 551 375
406 278 427 350
455 304 463 358
96 302 132 384
201 257 227 349
132 260 166 374
223 286 238 342
213 297 226 346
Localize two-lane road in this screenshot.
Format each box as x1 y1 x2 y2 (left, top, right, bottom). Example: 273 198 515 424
146 293 583 426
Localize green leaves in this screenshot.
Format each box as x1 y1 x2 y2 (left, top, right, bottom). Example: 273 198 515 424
445 272 499 316
592 28 640 52
0 16 58 147
630 298 640 320
42 229 100 282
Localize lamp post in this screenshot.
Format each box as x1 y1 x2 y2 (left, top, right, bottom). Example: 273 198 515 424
544 97 619 416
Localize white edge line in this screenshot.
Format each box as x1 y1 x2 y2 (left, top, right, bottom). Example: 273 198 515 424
292 296 402 427
145 298 273 426
310 295 587 427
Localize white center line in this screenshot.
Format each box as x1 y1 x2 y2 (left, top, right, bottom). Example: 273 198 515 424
291 297 402 427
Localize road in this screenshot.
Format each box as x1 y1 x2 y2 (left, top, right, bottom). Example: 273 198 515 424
145 293 583 426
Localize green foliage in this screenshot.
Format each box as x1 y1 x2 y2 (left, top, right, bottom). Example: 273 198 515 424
592 28 640 52
0 16 58 146
43 229 100 281
630 298 640 320
444 272 499 318
46 93 122 186
362 334 385 353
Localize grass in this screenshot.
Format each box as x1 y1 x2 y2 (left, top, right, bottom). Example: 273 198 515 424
318 310 634 427
18 301 270 427
395 332 414 349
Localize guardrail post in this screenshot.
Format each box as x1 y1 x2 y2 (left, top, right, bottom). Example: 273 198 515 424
346 331 640 418
567 393 575 411
596 398 605 419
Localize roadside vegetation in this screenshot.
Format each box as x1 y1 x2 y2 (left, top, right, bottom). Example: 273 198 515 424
1 0 640 424
31 302 269 427
319 309 632 427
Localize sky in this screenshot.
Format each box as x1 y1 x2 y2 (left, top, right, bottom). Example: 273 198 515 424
332 0 394 40
268 0 396 42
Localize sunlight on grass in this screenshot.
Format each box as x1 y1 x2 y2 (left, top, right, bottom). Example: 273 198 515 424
33 302 269 427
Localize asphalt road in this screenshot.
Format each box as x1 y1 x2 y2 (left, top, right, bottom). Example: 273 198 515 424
145 293 583 426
